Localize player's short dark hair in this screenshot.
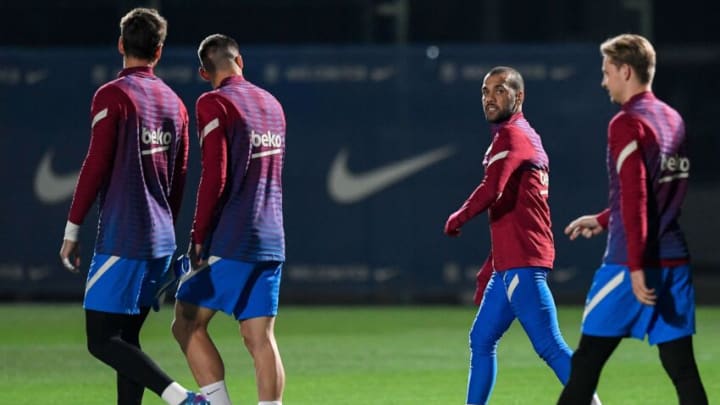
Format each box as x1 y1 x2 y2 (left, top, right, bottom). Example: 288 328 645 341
601 34 656 84
198 34 240 73
486 66 525 93
119 8 167 61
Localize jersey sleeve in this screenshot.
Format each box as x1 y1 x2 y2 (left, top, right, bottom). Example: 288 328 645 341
168 103 189 223
67 84 127 226
191 94 229 244
451 127 533 226
595 208 610 229
609 113 648 271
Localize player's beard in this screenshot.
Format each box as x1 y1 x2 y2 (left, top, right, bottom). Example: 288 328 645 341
485 98 516 124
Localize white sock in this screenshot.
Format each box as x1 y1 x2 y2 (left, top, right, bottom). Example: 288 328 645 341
201 380 232 405
161 381 188 405
591 393 603 405
258 401 282 405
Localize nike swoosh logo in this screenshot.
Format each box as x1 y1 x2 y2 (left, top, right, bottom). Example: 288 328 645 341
34 150 79 204
327 145 455 204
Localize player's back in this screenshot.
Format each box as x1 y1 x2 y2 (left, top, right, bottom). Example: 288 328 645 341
204 77 286 262
607 92 689 262
95 67 188 259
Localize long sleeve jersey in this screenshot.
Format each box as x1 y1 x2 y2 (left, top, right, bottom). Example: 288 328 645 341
68 66 189 259
192 75 286 262
451 112 554 271
601 91 690 270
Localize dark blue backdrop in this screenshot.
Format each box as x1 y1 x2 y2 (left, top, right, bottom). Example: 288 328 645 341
0 45 622 302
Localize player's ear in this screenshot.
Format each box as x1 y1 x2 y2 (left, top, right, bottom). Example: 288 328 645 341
235 54 244 70
622 64 632 81
117 36 125 56
198 67 211 82
153 44 163 64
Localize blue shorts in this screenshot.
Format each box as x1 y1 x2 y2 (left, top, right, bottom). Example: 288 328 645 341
83 253 172 315
581 263 696 345
175 256 282 321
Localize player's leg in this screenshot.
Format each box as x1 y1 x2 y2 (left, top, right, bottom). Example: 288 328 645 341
84 254 206 405
506 268 573 383
240 316 285 402
116 307 151 405
173 256 272 405
235 261 285 403
86 309 201 404
557 334 621 405
466 271 515 405
650 265 707 405
657 336 708 405
558 264 639 405
172 300 223 382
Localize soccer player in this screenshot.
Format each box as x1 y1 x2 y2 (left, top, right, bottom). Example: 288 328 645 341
57 8 209 405
444 66 601 405
557 34 708 405
171 34 286 405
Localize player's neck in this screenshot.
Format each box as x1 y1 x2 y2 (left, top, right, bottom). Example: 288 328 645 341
212 70 243 89
123 56 156 69
620 84 652 104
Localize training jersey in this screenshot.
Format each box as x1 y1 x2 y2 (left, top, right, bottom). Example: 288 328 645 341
598 91 689 270
454 112 554 271
192 75 285 262
68 66 189 259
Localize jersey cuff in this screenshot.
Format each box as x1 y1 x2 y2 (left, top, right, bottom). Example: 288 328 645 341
64 221 80 242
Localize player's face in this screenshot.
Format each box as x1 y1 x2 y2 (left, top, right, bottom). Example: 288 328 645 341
601 56 625 104
482 73 519 123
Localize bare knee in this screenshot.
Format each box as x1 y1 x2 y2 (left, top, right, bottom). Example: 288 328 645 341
172 302 207 346
240 317 276 356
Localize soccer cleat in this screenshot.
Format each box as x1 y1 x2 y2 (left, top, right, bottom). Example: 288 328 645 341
180 391 211 404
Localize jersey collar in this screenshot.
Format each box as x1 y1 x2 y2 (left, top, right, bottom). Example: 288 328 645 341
118 66 154 78
622 91 655 110
219 75 245 88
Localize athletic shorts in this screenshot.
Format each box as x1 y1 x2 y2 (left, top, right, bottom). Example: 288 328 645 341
175 256 282 321
581 263 696 345
83 253 172 315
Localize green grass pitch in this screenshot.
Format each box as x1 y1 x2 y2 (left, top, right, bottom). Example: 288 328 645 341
1 304 718 404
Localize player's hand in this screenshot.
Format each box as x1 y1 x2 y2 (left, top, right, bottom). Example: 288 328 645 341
59 240 81 273
630 269 656 305
187 243 207 270
444 212 463 237
564 215 604 240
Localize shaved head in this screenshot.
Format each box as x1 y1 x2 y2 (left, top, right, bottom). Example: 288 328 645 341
198 33 240 73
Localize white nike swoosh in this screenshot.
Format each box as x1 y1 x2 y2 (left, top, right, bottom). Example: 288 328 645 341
34 150 80 204
327 145 455 204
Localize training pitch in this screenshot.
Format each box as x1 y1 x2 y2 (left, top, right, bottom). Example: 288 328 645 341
0 304 718 404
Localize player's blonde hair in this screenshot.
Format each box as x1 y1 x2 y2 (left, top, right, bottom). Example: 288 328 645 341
600 34 656 85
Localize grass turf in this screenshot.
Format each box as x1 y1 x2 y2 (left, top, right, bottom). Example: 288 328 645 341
0 304 718 404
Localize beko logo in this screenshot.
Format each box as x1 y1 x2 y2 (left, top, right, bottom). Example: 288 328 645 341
142 127 172 145
250 130 283 148
659 153 690 184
